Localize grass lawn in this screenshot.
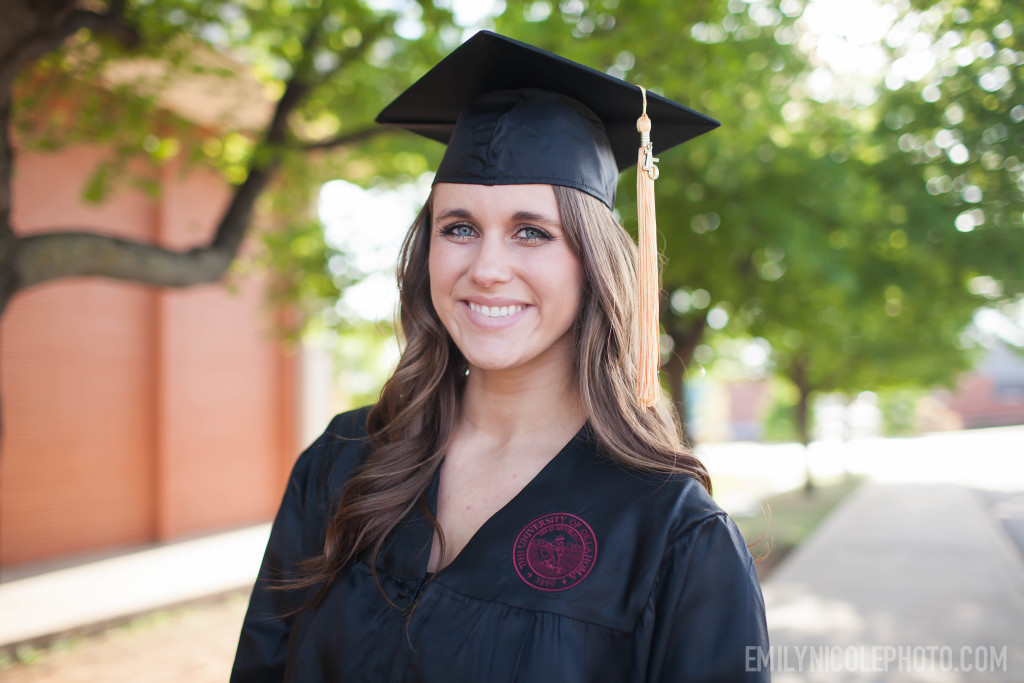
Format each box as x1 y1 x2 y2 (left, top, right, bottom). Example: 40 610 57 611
721 474 865 579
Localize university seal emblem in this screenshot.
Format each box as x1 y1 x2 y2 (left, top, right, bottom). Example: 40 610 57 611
513 513 597 592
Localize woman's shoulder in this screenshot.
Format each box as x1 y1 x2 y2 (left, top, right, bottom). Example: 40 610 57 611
626 469 758 594
320 404 374 441
656 473 735 545
587 445 727 543
286 404 375 499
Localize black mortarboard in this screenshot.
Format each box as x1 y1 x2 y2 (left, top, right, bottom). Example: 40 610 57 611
375 31 719 208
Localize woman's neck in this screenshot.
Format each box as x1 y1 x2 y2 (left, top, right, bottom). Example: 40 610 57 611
458 359 586 449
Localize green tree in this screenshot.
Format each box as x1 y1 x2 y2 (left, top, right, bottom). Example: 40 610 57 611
748 148 981 439
495 0 1022 445
753 0 1024 455
0 0 460 445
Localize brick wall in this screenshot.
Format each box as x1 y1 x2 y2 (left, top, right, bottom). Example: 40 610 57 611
0 145 298 566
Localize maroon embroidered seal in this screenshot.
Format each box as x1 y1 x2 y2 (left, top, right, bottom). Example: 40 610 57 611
513 513 597 592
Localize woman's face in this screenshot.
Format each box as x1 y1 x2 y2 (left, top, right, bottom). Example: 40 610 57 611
429 183 583 376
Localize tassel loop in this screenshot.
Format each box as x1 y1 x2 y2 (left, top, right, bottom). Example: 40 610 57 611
635 85 661 408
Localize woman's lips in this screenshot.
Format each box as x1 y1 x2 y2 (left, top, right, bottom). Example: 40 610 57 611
462 300 530 328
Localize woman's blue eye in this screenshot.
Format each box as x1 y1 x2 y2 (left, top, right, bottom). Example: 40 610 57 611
442 223 475 238
518 226 549 241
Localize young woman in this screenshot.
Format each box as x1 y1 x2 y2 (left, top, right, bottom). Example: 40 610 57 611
231 32 769 682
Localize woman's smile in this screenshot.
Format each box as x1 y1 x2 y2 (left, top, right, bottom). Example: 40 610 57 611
466 301 527 319
463 300 531 328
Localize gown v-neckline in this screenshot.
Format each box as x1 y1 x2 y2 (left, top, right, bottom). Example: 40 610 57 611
418 421 590 578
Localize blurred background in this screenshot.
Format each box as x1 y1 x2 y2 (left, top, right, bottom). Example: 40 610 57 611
0 0 1021 680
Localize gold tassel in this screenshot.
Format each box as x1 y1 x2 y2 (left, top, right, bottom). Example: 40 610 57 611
636 86 660 408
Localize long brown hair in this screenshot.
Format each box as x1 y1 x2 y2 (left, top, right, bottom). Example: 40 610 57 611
290 184 710 606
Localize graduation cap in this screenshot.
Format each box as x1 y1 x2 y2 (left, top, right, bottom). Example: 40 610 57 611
376 31 720 407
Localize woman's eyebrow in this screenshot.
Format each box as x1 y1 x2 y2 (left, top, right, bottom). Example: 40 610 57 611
434 207 472 222
512 210 561 226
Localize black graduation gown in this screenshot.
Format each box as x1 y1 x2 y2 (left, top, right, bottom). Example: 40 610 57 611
231 407 770 682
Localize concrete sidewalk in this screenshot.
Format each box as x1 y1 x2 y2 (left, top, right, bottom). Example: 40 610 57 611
0 524 269 652
761 482 1024 682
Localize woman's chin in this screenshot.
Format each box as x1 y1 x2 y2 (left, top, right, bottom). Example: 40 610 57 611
464 355 524 373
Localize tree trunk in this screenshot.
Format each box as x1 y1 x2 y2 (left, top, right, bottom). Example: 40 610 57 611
662 347 691 446
791 356 815 493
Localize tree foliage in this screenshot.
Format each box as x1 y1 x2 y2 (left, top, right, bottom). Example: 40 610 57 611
875 0 1023 303
751 0 1024 443
1 0 463 315
492 0 1022 441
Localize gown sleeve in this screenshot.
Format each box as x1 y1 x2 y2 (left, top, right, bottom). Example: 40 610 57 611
642 512 770 682
229 412 363 682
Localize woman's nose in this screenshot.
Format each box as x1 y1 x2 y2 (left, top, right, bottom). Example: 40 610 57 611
468 234 513 287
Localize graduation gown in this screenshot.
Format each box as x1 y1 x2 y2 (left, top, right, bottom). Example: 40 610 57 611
231 407 770 682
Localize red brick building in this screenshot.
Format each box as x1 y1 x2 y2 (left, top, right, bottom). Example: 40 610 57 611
941 343 1024 429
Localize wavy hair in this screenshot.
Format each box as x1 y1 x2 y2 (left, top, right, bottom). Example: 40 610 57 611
289 184 710 607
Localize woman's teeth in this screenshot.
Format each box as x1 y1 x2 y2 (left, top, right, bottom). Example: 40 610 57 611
468 302 525 318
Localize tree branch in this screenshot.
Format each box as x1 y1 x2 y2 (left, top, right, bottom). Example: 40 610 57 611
301 126 385 151
210 161 277 255
14 231 237 290
66 5 140 48
8 123 280 296
206 18 328 258
263 19 325 146
0 6 140 93
4 15 383 302
0 98 13 245
0 96 15 314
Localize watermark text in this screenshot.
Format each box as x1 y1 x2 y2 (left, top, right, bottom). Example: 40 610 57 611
746 645 1008 673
